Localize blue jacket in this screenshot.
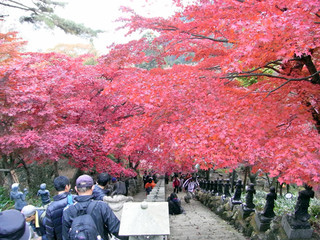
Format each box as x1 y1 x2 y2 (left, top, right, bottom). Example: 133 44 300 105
62 195 123 240
45 192 74 240
93 184 107 201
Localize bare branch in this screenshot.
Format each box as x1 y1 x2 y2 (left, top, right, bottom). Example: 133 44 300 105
188 33 228 43
266 79 292 97
264 66 281 74
153 24 228 43
0 0 37 13
223 70 320 82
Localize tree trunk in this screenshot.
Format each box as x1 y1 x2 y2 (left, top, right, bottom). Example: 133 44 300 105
1 155 14 186
70 168 84 189
18 157 31 187
279 182 284 197
231 169 236 192
248 167 258 184
265 173 271 188
205 169 210 181
53 161 59 178
301 55 320 84
243 166 249 193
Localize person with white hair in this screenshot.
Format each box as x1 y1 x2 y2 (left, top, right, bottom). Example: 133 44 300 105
21 205 47 240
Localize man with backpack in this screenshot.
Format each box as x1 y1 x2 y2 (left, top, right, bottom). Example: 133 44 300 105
62 174 127 240
45 176 74 240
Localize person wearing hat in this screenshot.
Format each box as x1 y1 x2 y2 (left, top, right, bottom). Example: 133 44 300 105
0 209 32 239
62 174 127 240
21 205 47 240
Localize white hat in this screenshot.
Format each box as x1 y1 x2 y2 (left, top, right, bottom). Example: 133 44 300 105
21 205 36 218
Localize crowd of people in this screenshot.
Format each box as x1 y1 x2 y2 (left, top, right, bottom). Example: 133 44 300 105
1 171 199 239
166 172 200 215
2 173 132 240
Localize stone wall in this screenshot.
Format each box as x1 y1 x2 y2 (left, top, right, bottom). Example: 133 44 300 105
196 191 319 240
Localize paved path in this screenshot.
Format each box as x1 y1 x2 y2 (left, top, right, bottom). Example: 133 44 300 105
133 181 248 240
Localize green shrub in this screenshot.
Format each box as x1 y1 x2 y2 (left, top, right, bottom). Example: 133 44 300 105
246 189 319 225
0 187 14 211
310 198 320 223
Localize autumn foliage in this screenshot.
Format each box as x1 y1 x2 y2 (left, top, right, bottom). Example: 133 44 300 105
102 0 320 185
1 0 320 186
0 53 136 177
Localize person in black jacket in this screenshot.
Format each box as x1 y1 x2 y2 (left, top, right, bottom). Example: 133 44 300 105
167 193 183 215
45 176 73 240
62 174 127 240
93 172 111 200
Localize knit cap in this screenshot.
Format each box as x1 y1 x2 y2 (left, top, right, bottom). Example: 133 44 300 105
0 209 31 240
21 205 36 218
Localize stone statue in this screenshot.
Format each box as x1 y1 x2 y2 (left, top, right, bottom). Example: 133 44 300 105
217 179 224 195
10 183 28 211
199 179 205 190
37 183 51 206
245 183 256 209
209 180 214 192
212 179 218 195
233 179 243 201
205 180 210 191
262 186 277 218
294 184 314 222
224 179 231 197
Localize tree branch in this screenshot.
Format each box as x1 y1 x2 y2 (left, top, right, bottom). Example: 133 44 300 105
153 24 229 43
0 0 37 13
223 70 320 82
188 33 228 43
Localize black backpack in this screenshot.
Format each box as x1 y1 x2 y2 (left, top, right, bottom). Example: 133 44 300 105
69 201 100 240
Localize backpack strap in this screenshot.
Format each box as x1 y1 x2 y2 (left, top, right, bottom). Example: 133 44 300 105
40 210 46 223
73 201 91 216
86 200 98 215
67 194 73 206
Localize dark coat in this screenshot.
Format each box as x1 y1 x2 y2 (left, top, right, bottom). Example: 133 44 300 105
93 184 107 201
45 192 74 240
167 194 183 215
62 195 121 240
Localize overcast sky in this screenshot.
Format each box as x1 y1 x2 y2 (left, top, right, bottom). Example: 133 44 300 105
0 0 176 55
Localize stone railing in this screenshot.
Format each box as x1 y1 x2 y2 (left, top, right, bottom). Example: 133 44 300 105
196 191 319 240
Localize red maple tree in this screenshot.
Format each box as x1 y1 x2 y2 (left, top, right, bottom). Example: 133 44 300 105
0 52 136 177
1 0 320 186
100 0 320 185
